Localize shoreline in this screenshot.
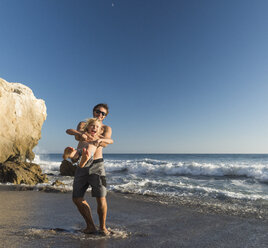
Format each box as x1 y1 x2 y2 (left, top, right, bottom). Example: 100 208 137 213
0 187 267 247
1 183 267 220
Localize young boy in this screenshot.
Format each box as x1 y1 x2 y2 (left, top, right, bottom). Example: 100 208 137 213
63 118 113 168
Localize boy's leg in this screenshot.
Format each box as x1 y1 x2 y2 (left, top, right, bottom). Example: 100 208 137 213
79 146 97 167
63 147 78 160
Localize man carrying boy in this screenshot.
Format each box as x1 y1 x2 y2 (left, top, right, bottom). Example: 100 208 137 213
63 118 113 167
72 103 112 235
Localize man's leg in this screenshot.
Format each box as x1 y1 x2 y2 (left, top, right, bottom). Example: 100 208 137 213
96 197 109 234
72 197 97 233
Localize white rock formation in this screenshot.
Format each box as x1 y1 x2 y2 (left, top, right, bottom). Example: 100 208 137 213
0 78 47 163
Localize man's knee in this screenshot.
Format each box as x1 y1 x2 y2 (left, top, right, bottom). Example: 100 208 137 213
72 197 84 206
96 197 107 208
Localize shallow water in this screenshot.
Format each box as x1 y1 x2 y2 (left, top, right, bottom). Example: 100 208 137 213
0 190 129 248
1 190 267 248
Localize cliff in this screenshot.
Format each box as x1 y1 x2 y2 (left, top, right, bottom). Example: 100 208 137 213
0 78 47 162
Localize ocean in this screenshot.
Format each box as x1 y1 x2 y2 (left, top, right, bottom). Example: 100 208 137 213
1 153 268 247
24 153 268 219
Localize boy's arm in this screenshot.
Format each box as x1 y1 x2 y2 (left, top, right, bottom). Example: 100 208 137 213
66 128 88 141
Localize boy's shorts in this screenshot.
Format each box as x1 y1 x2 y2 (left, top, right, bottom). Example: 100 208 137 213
72 160 107 198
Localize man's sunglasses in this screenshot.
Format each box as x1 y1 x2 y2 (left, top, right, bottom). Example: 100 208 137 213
95 109 107 116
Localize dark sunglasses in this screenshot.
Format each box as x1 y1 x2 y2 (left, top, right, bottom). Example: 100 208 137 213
95 109 107 116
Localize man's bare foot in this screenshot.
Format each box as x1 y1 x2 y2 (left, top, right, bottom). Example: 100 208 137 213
79 148 93 168
82 227 98 234
63 147 76 160
99 228 110 236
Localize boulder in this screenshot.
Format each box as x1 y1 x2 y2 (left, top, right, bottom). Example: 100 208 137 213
60 160 77 176
0 78 47 163
52 180 65 186
0 161 48 185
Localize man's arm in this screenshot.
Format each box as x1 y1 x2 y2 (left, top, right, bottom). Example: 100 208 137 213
99 126 112 148
93 137 113 147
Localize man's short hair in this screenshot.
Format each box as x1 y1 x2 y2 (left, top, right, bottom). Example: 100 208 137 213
93 103 109 115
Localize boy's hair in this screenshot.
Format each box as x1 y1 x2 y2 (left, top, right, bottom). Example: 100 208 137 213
93 103 109 115
84 118 102 131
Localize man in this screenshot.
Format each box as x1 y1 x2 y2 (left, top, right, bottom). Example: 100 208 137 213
72 103 112 235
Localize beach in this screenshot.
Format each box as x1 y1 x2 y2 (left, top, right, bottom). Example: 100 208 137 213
1 1 268 247
0 186 267 248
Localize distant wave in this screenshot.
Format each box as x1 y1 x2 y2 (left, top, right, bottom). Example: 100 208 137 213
109 178 268 201
33 155 268 183
32 155 61 175
3 154 268 204
105 158 268 183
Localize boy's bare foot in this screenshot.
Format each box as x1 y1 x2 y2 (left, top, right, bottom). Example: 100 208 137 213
63 147 75 160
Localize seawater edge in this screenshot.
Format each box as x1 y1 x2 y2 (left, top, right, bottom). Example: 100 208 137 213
0 183 267 221
4 153 267 220
0 188 267 248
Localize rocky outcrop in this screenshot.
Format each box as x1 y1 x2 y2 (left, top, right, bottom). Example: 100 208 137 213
52 180 65 186
0 78 47 163
60 160 77 176
0 161 48 185
0 78 47 185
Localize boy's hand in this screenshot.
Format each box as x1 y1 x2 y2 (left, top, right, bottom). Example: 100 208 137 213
85 133 97 142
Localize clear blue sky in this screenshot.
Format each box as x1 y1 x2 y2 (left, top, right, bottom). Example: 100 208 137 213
1 0 268 153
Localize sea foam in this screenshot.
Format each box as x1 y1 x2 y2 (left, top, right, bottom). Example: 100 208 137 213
104 158 268 182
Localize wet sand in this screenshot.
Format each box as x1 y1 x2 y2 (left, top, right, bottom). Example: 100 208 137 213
0 187 267 248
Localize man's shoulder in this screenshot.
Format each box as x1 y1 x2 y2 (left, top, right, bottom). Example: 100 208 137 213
101 124 112 137
102 123 111 128
102 124 111 131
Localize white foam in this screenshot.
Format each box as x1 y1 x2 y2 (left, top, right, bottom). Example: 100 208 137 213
32 154 61 174
18 154 268 203
105 159 268 182
110 178 268 201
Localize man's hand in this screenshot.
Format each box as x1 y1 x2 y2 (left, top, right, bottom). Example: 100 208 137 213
91 139 102 147
90 134 105 146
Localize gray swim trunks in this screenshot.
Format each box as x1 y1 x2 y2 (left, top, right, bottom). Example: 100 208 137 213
72 158 107 198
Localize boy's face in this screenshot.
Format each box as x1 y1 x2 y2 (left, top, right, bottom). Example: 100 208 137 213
87 122 101 136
